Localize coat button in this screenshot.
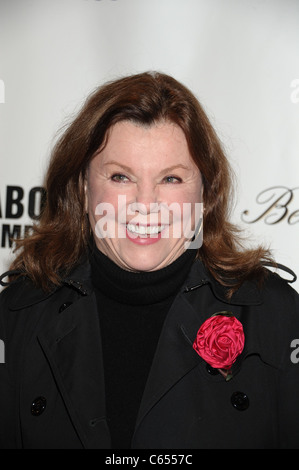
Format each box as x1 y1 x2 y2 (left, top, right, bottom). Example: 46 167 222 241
31 396 47 416
231 391 249 411
206 364 219 375
59 302 73 313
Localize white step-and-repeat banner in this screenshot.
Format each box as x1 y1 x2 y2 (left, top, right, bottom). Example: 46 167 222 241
0 0 298 291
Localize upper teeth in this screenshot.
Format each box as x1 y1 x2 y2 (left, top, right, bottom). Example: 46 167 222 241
127 224 165 235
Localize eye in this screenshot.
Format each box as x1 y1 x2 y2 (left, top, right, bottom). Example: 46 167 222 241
162 175 182 184
111 173 130 183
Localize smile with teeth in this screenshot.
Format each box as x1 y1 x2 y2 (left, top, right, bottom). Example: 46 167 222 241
126 223 165 236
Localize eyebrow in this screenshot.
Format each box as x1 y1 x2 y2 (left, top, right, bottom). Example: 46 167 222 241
103 161 134 174
104 161 190 175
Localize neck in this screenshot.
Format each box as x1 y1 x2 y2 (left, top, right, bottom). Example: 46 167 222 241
89 245 197 305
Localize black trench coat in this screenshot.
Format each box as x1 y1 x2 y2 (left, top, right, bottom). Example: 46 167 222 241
0 258 299 449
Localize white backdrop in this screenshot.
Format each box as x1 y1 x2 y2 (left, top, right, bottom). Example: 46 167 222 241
0 0 298 292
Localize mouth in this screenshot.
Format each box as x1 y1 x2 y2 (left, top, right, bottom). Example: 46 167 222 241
126 223 166 237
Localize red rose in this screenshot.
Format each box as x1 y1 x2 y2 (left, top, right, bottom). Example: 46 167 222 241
193 313 245 370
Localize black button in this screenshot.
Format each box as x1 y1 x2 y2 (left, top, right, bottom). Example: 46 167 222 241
206 364 219 375
59 302 73 313
31 396 47 416
231 391 249 411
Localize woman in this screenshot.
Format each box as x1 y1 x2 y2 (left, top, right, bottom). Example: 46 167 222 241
0 71 299 449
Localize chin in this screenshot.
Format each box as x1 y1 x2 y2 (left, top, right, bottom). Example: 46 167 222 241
126 260 164 272
121 253 169 272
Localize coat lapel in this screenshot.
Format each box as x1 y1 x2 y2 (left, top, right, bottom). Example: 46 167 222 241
133 260 264 440
37 293 111 449
133 289 202 437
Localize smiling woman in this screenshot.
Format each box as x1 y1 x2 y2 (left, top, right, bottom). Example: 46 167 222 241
1 72 299 449
85 121 202 271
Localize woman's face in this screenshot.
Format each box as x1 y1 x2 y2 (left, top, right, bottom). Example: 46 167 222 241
85 120 203 271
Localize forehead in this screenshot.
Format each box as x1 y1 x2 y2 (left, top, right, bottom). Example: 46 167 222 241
96 120 195 168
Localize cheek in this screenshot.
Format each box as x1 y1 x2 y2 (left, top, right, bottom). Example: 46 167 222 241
87 185 127 243
87 182 117 215
164 186 201 214
167 187 203 239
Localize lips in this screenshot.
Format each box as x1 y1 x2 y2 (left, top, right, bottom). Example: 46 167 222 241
126 223 166 236
125 223 168 246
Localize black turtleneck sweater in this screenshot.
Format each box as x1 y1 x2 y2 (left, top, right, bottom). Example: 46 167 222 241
90 247 196 449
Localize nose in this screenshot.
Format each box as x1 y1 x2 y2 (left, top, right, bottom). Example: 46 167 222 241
131 182 159 215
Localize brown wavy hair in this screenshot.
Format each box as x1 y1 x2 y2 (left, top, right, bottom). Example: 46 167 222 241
9 71 272 294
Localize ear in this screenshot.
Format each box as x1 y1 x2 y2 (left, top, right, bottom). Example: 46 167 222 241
83 177 89 213
199 172 204 203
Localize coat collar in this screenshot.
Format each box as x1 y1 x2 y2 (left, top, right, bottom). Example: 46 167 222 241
7 258 93 310
181 258 263 306
7 256 263 311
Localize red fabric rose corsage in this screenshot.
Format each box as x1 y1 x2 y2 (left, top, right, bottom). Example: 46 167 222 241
193 312 245 381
